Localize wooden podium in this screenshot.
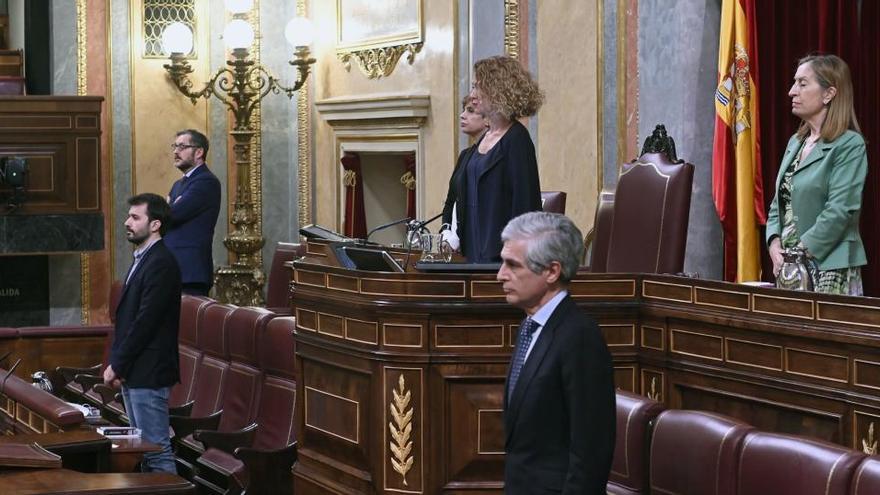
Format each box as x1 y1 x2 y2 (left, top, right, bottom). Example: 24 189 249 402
291 240 522 494
291 240 880 494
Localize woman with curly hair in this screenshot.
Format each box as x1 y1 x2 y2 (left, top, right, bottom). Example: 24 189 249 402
447 56 544 262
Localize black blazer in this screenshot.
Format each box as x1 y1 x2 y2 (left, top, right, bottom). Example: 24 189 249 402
446 120 541 261
111 240 182 389
504 295 616 494
165 164 221 286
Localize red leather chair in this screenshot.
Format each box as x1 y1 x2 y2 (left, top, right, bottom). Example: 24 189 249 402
176 306 273 484
169 295 214 410
851 457 880 495
540 191 567 214
169 302 235 476
265 242 304 316
737 431 865 495
607 391 665 494
585 189 615 270
194 316 298 495
604 152 694 274
649 410 752 495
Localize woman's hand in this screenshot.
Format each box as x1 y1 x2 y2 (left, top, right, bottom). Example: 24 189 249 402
769 237 784 276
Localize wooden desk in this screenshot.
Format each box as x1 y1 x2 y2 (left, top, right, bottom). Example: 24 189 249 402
108 436 161 473
291 240 880 494
0 430 110 472
0 468 195 494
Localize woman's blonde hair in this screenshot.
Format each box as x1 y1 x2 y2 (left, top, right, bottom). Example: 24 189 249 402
474 56 544 120
796 54 861 141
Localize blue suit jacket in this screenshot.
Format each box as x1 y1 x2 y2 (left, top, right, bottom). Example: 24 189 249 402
111 240 181 388
165 164 221 286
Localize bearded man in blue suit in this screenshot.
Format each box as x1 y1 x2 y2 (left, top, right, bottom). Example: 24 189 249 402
165 129 221 296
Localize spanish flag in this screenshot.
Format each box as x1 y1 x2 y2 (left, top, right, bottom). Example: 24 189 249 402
713 0 766 282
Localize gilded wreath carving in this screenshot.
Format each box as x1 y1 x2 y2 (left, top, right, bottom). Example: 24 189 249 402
389 374 414 485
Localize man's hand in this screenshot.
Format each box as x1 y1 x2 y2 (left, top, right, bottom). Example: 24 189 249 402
102 365 121 389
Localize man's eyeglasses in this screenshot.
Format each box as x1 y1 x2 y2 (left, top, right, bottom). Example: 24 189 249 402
170 144 199 151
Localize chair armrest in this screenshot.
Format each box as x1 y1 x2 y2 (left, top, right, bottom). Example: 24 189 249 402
233 442 297 493
194 423 257 454
169 410 222 439
168 400 194 417
74 373 103 390
91 383 118 405
55 364 101 386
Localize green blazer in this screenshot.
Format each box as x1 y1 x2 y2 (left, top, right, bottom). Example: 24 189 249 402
766 130 867 270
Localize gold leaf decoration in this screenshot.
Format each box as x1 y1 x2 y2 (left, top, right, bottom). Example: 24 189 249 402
400 171 416 191
862 422 877 455
647 376 660 401
339 43 423 79
389 373 414 485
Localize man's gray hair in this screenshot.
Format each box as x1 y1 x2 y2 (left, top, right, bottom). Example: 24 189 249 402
501 212 584 282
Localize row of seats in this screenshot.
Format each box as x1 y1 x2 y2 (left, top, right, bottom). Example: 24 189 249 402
55 288 298 495
610 390 880 495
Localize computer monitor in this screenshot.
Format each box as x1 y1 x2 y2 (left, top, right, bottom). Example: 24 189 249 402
336 246 404 273
299 224 351 242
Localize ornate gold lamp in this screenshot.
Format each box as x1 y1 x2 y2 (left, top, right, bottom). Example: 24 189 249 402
161 0 315 306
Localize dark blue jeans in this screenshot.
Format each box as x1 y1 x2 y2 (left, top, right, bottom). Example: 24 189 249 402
122 385 176 473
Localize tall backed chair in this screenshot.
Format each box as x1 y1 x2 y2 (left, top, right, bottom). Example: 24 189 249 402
265 242 304 315
540 191 567 214
194 316 298 495
587 124 694 274
649 410 752 495
169 295 214 409
175 306 273 480
607 391 665 494
737 431 865 495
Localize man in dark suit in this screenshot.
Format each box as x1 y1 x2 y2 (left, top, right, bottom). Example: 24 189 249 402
497 211 615 494
104 193 181 473
165 129 221 296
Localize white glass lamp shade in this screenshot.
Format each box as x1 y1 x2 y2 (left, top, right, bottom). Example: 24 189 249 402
224 19 254 50
284 17 314 47
162 22 194 55
224 0 254 14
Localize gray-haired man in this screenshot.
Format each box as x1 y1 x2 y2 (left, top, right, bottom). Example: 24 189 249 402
497 211 615 494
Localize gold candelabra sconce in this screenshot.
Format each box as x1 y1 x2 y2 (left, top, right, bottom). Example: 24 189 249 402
161 0 315 306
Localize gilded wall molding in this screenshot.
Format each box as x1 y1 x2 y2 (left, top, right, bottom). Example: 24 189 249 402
247 1 263 268
338 44 422 79
77 0 90 324
503 0 519 57
297 0 312 227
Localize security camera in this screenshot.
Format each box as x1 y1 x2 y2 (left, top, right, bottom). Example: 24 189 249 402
0 156 28 210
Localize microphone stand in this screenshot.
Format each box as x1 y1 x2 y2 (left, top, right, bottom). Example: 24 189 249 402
363 217 413 246
402 212 445 270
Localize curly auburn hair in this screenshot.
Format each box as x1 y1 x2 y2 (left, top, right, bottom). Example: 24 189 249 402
473 56 544 120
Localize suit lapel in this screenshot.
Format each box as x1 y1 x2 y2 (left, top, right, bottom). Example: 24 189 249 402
793 141 832 175
504 296 571 446
118 241 160 302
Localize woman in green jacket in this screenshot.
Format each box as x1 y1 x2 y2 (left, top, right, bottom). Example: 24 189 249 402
766 54 867 295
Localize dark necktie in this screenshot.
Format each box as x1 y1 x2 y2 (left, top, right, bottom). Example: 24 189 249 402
508 317 540 398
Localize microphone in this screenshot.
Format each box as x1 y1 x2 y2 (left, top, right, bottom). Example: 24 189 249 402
364 217 412 245
0 358 22 395
407 212 444 234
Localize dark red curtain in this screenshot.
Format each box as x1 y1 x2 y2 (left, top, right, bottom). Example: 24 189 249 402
403 154 416 219
755 0 879 295
341 152 367 239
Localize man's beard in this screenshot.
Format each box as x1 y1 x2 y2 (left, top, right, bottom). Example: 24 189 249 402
175 158 193 173
126 229 149 246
